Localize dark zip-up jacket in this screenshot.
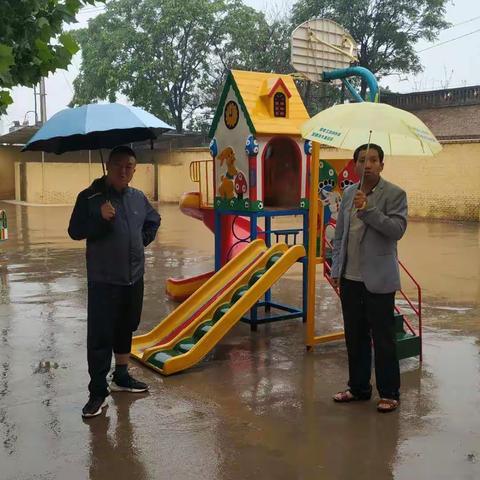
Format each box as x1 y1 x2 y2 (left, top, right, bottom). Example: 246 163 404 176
68 176 160 285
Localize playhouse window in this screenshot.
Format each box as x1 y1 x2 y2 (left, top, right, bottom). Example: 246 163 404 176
274 93 286 117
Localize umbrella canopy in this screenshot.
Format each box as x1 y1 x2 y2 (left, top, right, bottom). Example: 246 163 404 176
301 102 442 156
23 103 174 154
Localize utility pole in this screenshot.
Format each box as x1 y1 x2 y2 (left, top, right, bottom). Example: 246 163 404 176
33 85 39 124
39 78 47 124
38 77 47 202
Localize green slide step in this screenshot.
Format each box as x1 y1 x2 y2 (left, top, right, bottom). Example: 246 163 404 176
148 349 180 370
266 253 283 269
249 268 266 287
231 285 249 304
193 320 215 342
175 337 196 354
213 303 231 323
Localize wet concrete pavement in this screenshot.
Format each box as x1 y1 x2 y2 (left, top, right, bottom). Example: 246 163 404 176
0 201 479 480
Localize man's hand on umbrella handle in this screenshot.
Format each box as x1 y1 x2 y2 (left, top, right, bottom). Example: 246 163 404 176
331 277 339 289
101 201 116 221
354 190 367 210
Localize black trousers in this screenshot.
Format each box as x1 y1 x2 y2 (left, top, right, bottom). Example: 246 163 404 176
340 278 400 400
87 278 144 397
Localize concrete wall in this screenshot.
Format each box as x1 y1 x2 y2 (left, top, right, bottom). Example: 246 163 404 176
0 147 15 199
13 161 156 204
5 146 210 205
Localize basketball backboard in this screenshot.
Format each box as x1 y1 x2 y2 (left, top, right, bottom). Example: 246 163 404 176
291 18 358 82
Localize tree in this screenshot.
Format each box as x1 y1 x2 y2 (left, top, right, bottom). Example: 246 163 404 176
192 5 294 132
72 0 229 132
72 0 293 133
291 0 449 98
0 0 98 115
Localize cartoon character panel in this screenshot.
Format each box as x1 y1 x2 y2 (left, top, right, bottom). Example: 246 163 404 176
318 158 359 257
213 87 252 210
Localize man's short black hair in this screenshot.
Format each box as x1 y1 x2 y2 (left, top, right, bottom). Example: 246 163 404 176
108 145 137 161
353 143 384 163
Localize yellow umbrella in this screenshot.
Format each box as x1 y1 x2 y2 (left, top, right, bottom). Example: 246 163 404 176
301 101 442 156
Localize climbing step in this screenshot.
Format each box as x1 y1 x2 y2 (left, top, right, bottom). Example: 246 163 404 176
394 312 406 334
396 332 421 360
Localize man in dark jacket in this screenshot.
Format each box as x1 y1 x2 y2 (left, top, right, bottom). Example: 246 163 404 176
69 146 160 418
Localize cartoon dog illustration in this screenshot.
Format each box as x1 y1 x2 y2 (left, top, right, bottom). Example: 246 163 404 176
218 147 239 199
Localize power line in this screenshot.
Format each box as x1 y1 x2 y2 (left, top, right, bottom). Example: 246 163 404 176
77 5 106 16
417 26 480 53
61 71 74 95
444 15 480 31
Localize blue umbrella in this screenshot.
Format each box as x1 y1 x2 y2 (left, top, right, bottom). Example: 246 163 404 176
22 103 174 154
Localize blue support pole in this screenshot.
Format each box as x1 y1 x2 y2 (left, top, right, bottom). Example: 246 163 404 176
220 207 305 329
250 212 258 240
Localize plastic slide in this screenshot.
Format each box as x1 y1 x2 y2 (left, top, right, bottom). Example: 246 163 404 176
132 239 305 375
166 192 263 301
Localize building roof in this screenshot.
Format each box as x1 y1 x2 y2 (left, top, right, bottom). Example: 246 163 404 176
0 125 40 146
209 70 309 137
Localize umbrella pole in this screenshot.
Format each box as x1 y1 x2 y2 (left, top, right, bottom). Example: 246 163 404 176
99 149 106 176
358 130 373 191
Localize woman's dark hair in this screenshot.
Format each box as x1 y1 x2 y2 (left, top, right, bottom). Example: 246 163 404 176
109 145 137 161
353 143 384 163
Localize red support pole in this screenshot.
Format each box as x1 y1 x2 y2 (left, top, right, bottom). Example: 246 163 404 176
248 155 257 202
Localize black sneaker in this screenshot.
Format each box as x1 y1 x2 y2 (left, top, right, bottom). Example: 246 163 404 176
110 373 148 393
82 396 108 418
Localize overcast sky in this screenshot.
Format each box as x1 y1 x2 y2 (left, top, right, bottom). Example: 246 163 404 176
3 0 480 133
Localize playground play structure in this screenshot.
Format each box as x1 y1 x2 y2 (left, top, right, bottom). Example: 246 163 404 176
132 18 423 375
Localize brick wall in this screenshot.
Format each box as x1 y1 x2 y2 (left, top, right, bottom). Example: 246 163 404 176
382 142 480 221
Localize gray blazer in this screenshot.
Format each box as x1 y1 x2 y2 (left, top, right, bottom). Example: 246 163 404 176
331 177 408 294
